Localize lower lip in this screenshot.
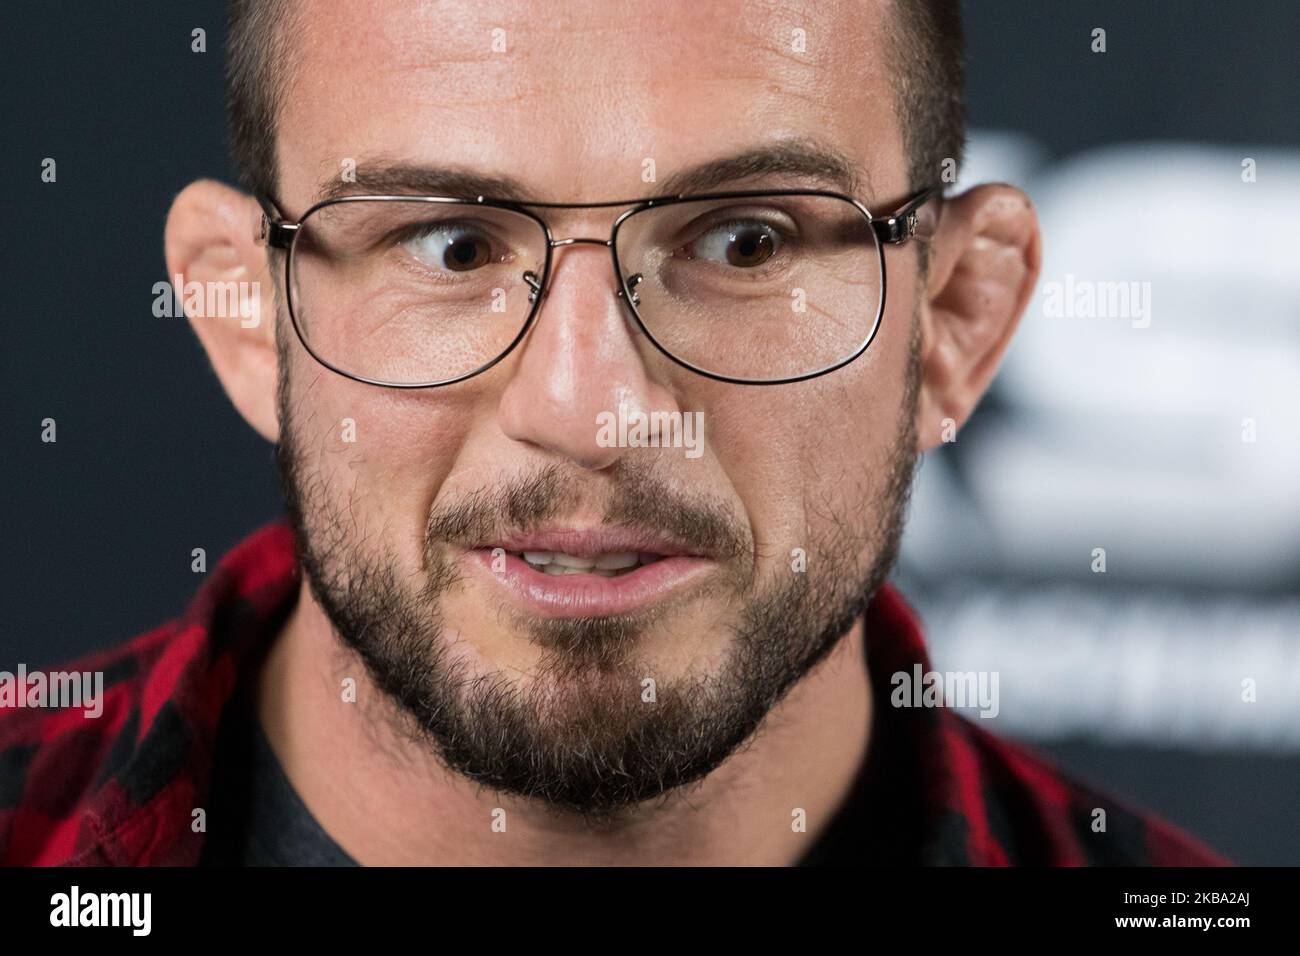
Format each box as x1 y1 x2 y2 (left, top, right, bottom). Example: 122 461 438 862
464 550 717 617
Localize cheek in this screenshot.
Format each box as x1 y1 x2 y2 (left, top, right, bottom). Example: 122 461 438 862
289 370 472 562
704 334 911 568
698 393 829 570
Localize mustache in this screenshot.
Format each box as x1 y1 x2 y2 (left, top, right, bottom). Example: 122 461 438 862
424 462 751 563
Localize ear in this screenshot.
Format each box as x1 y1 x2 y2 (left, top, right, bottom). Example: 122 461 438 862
913 183 1041 452
164 179 281 443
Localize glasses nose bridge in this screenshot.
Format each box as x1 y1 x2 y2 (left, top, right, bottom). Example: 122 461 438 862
529 234 638 307
548 236 613 250
532 198 635 296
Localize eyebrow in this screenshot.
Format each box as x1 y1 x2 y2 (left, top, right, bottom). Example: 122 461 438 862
659 140 867 198
311 138 870 207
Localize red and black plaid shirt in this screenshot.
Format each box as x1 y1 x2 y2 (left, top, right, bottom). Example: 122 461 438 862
0 520 1229 865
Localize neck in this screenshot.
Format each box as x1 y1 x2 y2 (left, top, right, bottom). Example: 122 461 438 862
255 580 873 865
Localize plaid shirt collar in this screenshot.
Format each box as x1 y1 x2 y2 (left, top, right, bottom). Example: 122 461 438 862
33 521 301 865
2 519 1227 866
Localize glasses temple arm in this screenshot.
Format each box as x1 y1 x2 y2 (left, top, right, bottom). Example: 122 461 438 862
871 184 941 245
253 192 300 249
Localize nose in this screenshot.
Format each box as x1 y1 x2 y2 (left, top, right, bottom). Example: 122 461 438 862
497 241 683 471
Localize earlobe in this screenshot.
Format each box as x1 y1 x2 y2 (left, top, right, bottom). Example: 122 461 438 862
913 183 1041 452
164 179 281 443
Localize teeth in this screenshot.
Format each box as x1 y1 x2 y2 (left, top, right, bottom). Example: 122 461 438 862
511 549 662 576
540 562 614 576
550 553 597 570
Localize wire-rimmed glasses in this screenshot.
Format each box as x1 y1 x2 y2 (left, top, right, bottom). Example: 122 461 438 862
255 186 938 387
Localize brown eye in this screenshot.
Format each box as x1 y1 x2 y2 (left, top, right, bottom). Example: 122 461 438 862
405 224 496 273
688 221 781 268
726 227 775 267
442 233 492 272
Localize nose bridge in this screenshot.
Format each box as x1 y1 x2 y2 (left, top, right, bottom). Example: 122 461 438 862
544 237 614 294
535 236 625 321
532 234 633 308
496 230 676 471
530 202 626 300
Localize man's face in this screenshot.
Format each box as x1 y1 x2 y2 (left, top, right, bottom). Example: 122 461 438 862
272 0 922 817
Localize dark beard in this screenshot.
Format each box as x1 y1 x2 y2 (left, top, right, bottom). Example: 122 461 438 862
274 341 919 823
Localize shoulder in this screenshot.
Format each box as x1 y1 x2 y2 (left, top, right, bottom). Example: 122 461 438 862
941 711 1231 866
1 520 298 865
0 619 183 864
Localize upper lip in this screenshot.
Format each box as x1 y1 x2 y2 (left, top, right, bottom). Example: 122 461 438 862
470 527 708 560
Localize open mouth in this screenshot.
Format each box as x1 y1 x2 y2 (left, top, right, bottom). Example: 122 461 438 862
463 534 716 617
506 550 665 578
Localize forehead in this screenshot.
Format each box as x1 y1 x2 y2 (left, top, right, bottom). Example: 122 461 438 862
276 0 904 205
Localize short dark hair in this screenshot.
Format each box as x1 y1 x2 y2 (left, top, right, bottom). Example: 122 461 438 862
226 0 965 203
225 0 294 202
891 0 966 191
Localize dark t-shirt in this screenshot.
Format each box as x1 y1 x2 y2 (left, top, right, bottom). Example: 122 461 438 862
201 687 357 866
199 679 920 866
